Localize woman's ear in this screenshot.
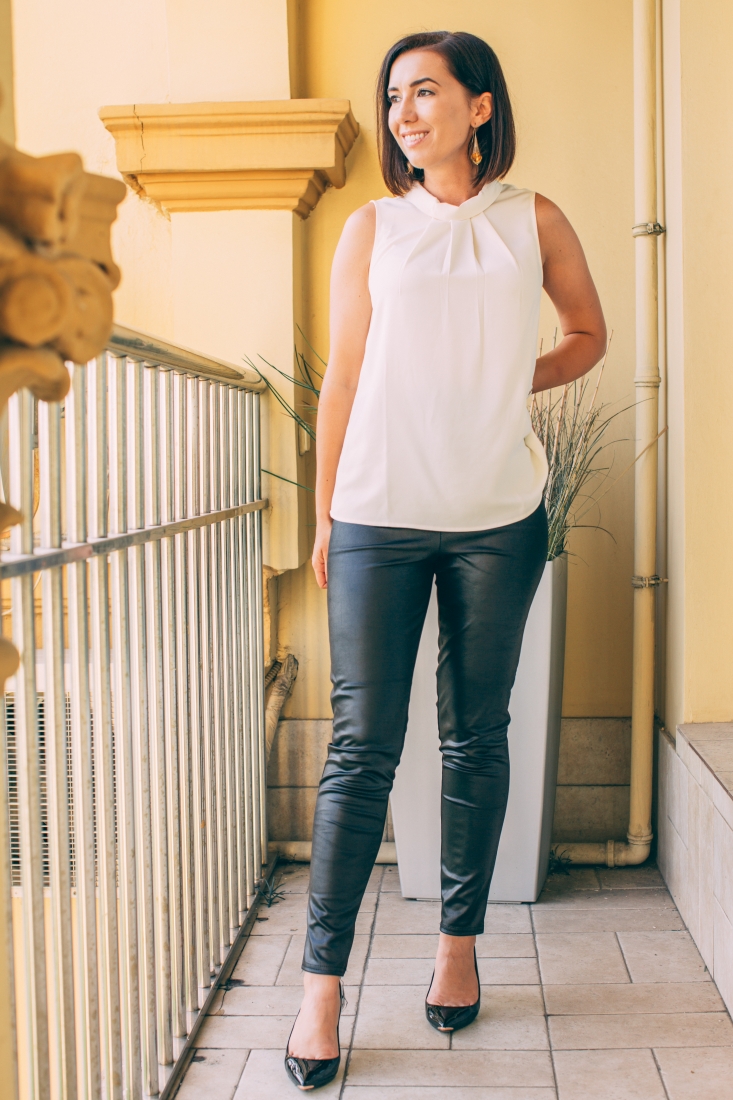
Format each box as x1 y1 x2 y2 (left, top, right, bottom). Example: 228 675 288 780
473 91 493 126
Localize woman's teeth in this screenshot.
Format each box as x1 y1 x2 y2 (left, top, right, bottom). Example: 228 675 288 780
403 132 428 146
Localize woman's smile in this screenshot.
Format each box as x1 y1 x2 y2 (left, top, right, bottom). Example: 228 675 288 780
401 130 430 148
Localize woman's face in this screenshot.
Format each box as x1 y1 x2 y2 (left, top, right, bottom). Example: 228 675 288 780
387 49 492 173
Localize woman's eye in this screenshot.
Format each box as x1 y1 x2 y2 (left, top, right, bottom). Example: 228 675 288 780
417 88 434 96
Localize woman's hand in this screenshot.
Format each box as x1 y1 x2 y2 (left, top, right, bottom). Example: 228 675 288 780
312 517 333 590
533 194 607 392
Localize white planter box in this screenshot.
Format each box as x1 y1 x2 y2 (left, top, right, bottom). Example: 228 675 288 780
390 555 567 903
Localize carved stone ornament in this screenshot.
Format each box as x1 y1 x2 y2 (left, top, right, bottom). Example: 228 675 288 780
0 136 125 689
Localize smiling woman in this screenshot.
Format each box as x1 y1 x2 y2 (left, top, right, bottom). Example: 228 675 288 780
376 30 515 197
284 28 606 1091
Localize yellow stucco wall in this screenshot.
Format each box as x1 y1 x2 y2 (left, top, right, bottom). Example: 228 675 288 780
663 0 733 727
281 0 638 720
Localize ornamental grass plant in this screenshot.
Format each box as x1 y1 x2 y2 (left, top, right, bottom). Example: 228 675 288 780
530 337 629 560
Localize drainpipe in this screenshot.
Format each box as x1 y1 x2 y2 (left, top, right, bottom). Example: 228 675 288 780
556 0 663 868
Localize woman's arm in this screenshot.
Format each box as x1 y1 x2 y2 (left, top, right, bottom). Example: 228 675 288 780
312 202 375 589
533 194 607 393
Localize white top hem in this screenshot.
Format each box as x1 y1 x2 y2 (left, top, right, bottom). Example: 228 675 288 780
330 490 545 534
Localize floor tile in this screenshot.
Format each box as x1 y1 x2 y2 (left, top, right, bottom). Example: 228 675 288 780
617 930 710 983
370 934 440 958
478 958 540 985
484 905 534 933
250 901 308 936
373 895 443 935
597 865 666 890
176 1049 248 1100
552 1048 666 1099
352 985 450 1049
355 910 376 935
451 1013 549 1051
342 1090 556 1099
549 1012 733 1049
540 869 601 897
655 1046 733 1099
380 866 403 891
219 984 360 1016
533 889 675 910
363 957 539 986
230 935 291 985
480 985 546 1017
234 1048 345 1098
477 933 537 958
544 982 725 1015
276 934 369 986
532 908 684 934
369 933 536 959
275 864 311 893
198 1012 354 1049
344 1049 554 1088
364 957 433 985
536 933 629 985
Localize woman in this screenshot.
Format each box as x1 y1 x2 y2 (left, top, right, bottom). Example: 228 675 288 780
285 30 605 1090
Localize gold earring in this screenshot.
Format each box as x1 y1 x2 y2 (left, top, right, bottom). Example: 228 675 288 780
469 128 483 166
406 159 414 175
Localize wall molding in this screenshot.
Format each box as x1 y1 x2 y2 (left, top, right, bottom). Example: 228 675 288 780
100 99 359 218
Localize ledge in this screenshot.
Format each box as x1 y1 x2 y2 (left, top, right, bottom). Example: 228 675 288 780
99 99 359 218
677 722 733 796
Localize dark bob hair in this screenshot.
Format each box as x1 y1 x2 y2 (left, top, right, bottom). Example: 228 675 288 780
376 31 516 196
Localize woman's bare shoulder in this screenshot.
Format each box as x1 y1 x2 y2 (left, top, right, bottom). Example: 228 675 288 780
342 202 376 241
534 192 571 231
534 192 583 264
334 202 376 269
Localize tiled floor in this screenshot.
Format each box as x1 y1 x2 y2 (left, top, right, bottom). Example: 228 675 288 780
177 862 733 1099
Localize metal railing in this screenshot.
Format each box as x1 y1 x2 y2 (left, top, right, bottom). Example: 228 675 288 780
0 326 268 1099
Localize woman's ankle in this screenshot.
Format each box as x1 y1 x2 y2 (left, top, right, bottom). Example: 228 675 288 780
303 972 342 1000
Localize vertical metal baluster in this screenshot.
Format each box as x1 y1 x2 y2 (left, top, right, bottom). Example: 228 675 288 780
88 354 123 1099
160 369 186 1042
0 692 19 1100
173 373 197 1020
198 381 219 975
38 396 77 1099
143 366 172 1068
109 355 142 1100
244 393 262 880
229 391 247 921
237 391 255 907
252 393 268 869
65 367 102 1098
219 387 238 941
186 378 209 1001
9 389 50 1099
128 359 158 1095
209 384 229 958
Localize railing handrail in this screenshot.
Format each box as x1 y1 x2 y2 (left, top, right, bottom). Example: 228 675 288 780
109 324 266 390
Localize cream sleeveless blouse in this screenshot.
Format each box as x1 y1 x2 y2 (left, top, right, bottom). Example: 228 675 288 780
330 180 548 532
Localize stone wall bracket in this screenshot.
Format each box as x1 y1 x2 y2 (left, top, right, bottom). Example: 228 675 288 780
99 100 360 218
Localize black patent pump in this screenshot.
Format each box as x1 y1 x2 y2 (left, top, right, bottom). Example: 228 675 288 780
284 983 346 1091
425 948 480 1032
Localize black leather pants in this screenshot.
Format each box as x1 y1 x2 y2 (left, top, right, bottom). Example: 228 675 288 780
303 504 548 975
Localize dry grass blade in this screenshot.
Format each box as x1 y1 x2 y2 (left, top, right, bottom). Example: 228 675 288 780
531 337 627 560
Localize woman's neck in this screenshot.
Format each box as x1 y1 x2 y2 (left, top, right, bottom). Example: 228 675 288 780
420 158 482 206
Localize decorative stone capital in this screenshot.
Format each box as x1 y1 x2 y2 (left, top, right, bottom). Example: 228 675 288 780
99 100 360 218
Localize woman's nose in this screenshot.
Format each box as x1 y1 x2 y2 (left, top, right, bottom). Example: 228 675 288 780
394 95 417 124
